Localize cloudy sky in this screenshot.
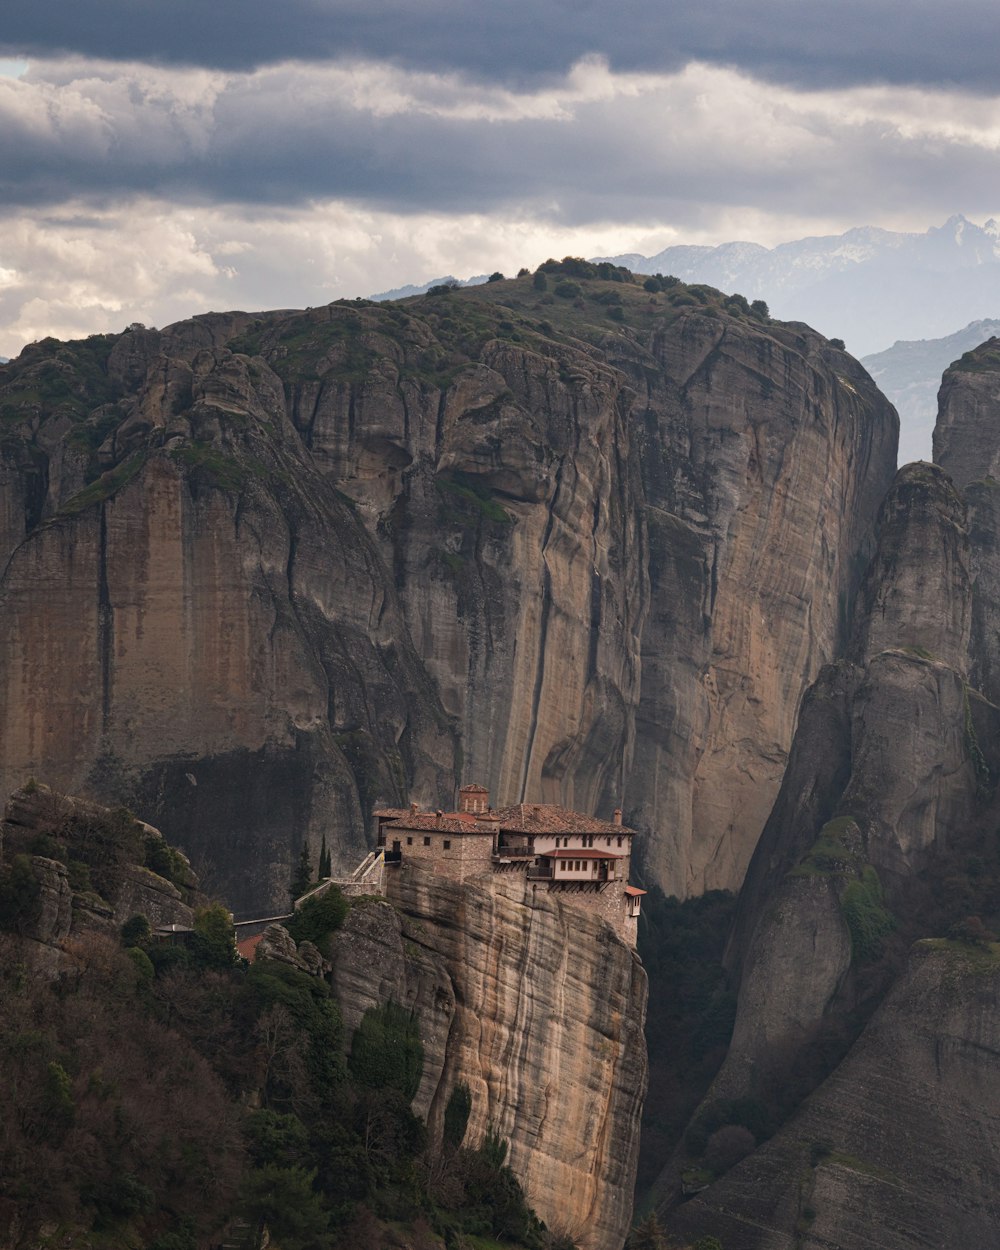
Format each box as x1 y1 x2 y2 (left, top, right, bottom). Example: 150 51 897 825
1 1 999 356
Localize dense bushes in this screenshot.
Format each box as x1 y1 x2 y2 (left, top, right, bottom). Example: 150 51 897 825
349 1000 424 1100
285 886 348 952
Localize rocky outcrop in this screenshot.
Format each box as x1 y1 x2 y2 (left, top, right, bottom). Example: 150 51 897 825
933 336 1000 487
1 784 198 971
0 278 897 911
328 862 647 1250
652 351 1000 1244
935 342 1000 705
670 942 1000 1250
653 460 989 1213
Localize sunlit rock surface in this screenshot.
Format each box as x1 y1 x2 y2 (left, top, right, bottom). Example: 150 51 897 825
0 282 897 911
330 861 647 1250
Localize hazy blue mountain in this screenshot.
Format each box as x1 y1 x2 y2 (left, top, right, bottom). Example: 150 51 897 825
370 273 488 300
596 215 1000 357
862 319 1000 465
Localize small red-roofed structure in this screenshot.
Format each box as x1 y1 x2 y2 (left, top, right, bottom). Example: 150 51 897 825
236 932 264 962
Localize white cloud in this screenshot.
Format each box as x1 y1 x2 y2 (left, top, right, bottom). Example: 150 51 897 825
2 54 1000 354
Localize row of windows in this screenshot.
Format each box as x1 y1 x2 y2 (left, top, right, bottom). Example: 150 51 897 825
405 836 452 850
560 860 595 872
554 835 624 848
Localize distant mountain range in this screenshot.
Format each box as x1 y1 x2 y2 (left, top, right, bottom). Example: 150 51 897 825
371 274 488 301
861 319 1000 465
596 215 1000 358
370 216 1000 364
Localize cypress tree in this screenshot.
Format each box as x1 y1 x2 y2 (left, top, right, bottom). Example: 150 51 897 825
290 843 312 902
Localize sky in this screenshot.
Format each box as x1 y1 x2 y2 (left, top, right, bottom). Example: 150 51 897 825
1 2 1000 357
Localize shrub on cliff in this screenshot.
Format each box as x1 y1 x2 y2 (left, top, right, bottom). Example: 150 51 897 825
443 1082 472 1148
0 853 41 932
285 887 348 953
349 1000 424 1102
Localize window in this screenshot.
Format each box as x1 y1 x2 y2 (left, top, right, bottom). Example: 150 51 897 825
617 836 623 847
423 836 431 846
443 839 451 850
606 837 611 846
406 837 413 846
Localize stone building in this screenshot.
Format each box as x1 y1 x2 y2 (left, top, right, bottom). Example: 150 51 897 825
375 783 646 943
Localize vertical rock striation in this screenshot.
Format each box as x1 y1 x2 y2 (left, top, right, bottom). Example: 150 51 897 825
0 279 897 910
329 861 648 1250
659 333 1000 1248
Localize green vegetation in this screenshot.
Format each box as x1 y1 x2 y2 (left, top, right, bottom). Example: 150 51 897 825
840 867 895 962
788 817 861 877
0 793 180 917
444 1081 473 1148
786 819 895 963
0 334 121 424
964 684 992 792
284 887 349 954
436 473 512 524
230 311 376 384
143 832 192 889
59 451 148 515
950 337 1000 374
0 853 42 933
169 441 255 492
0 793 547 1250
919 936 1000 972
349 1000 424 1101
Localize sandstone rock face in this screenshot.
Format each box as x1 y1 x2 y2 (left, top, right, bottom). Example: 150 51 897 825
655 373 1000 1241
0 284 897 911
329 863 648 1250
851 463 970 672
670 944 1000 1250
935 344 1000 704
933 336 1000 488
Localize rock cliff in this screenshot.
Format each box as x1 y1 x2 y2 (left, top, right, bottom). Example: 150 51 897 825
0 783 197 974
670 942 1000 1250
653 338 1000 1246
0 272 897 913
329 860 648 1250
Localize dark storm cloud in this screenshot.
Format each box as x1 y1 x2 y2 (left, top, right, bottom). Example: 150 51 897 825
2 0 1000 92
0 60 996 229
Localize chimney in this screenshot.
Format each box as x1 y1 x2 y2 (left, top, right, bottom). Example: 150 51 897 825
435 810 443 828
613 808 622 826
410 801 419 815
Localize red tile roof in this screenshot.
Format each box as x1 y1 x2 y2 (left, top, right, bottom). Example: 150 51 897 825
491 803 634 836
382 813 495 834
376 800 634 838
624 886 647 897
237 933 264 961
459 783 489 793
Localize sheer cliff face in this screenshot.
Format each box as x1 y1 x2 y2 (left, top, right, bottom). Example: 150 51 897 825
660 348 1000 1247
671 944 1000 1250
329 863 648 1250
0 278 897 911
